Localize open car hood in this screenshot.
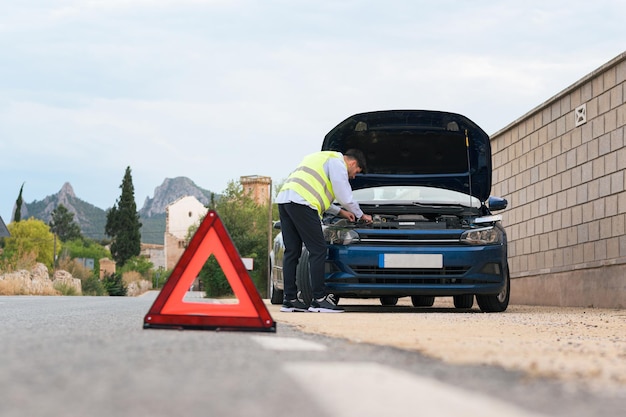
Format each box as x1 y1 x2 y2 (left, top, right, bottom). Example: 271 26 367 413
321 110 492 202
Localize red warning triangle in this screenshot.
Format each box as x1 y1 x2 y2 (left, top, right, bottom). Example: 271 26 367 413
143 210 276 332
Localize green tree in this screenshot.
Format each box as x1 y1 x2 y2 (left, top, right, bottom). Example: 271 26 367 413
13 182 24 222
196 180 269 298
49 204 83 242
105 166 142 267
3 218 58 270
209 192 217 210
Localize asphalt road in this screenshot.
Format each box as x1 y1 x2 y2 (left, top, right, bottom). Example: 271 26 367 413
1 293 624 417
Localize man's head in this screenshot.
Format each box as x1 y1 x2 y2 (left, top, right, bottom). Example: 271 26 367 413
344 148 367 179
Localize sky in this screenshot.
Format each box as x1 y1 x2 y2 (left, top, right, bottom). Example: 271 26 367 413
1 0 625 223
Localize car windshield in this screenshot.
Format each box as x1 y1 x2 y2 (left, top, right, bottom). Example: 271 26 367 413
352 185 481 208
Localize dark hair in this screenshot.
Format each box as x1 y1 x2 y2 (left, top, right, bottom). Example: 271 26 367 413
344 149 367 173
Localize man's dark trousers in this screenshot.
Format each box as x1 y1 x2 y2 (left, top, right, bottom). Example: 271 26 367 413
278 202 327 301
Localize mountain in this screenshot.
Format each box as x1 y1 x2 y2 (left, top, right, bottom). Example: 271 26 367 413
21 177 216 244
139 177 213 217
21 183 108 241
138 177 215 244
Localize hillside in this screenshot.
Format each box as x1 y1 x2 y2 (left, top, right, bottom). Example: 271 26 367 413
20 178 216 244
22 183 108 241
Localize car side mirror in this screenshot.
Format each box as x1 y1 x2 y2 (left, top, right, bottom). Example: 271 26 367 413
488 196 508 211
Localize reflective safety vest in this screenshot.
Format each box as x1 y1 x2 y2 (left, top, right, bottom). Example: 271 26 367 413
281 151 345 215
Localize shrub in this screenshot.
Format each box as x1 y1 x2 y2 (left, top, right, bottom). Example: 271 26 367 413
119 256 154 281
0 250 38 274
82 276 107 296
0 279 25 295
53 281 78 296
57 256 94 280
153 267 170 289
102 273 127 296
200 256 234 298
122 270 143 286
0 275 59 296
4 219 56 270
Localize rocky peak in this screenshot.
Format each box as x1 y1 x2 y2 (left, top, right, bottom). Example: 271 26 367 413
139 177 214 217
59 182 76 198
57 182 76 207
22 183 108 240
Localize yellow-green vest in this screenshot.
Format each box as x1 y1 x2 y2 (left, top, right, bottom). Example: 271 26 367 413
281 151 345 215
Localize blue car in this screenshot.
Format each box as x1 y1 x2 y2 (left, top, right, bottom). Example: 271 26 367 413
270 110 510 312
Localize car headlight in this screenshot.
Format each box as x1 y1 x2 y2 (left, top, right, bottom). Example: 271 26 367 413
460 226 502 245
323 228 360 245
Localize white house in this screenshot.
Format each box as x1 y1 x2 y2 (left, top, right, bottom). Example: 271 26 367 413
164 196 208 270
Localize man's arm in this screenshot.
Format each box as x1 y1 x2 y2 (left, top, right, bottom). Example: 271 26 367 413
326 157 364 219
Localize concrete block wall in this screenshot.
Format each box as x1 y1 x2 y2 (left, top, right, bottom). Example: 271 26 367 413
490 52 626 308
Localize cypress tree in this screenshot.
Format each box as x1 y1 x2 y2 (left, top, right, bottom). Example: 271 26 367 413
105 166 142 267
13 183 24 222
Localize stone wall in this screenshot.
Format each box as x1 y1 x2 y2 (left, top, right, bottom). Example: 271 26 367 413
490 52 626 308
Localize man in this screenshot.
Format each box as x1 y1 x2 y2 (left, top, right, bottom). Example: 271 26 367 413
276 149 373 313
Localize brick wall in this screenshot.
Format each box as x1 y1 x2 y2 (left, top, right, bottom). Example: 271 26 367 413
491 52 626 308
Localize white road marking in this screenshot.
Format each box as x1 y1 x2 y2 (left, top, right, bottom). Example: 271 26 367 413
284 362 547 417
251 336 327 351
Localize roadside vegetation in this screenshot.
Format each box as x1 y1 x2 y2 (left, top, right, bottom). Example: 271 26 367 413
0 167 157 296
1 167 272 298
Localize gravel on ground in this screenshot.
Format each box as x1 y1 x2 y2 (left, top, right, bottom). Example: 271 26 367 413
267 298 626 396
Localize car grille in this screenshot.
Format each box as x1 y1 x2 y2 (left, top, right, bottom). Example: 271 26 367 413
356 231 463 246
332 265 487 285
358 238 461 246
349 265 469 276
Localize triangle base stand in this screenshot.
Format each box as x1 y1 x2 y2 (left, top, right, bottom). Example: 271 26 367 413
144 314 276 332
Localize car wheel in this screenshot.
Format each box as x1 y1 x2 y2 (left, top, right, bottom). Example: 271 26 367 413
269 282 283 305
476 269 510 313
411 295 435 307
380 296 398 306
453 294 474 309
295 249 313 305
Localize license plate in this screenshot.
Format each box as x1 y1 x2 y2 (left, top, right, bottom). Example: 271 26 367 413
380 254 443 268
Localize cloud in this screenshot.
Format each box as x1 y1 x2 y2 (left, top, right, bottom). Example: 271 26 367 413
1 0 625 222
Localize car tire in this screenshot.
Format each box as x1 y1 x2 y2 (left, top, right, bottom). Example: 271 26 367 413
380 296 398 306
269 283 283 305
411 295 435 307
295 249 313 305
476 269 510 313
269 255 283 305
453 294 474 309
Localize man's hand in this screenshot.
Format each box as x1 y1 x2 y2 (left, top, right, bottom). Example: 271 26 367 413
359 214 373 223
339 209 356 222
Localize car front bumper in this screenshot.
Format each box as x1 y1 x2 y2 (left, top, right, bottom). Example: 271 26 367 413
324 243 507 297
